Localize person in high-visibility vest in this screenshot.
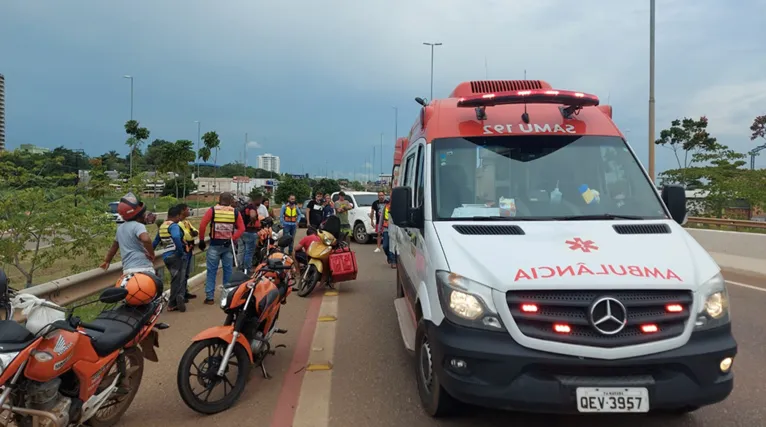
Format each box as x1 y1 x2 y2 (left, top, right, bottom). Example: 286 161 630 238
198 192 246 304
152 205 188 311
381 201 396 268
177 203 198 302
279 194 304 255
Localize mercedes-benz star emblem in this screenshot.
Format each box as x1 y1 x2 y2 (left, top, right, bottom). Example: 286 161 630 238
589 297 628 335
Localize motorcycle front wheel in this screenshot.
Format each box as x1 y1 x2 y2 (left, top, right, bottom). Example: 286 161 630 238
177 338 251 415
297 265 319 297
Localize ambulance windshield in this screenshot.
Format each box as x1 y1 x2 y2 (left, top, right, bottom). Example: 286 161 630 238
431 135 667 220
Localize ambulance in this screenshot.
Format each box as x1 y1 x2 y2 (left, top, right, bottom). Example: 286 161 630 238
389 80 736 417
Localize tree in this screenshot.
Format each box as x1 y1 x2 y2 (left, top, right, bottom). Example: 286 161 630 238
248 187 265 201
124 120 151 180
161 177 197 198
86 158 112 199
173 139 196 198
751 115 766 143
655 116 718 187
312 178 341 197
350 181 365 191
274 176 310 205
0 188 114 287
201 131 221 192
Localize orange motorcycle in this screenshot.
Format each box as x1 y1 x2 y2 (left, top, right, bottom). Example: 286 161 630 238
176 234 296 414
0 269 167 427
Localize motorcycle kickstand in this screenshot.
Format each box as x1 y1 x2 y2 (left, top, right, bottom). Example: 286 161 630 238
260 360 271 380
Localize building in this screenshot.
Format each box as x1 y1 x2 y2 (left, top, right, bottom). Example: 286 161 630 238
0 73 5 151
193 176 278 196
256 153 280 174
18 144 49 154
378 173 392 185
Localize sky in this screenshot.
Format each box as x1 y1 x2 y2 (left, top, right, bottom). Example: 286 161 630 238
1 0 765 181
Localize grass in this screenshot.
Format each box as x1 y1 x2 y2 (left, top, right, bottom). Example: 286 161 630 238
684 222 766 234
2 217 203 289
69 252 209 322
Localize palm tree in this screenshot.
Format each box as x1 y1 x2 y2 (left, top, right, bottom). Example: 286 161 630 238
173 139 196 198
201 131 221 193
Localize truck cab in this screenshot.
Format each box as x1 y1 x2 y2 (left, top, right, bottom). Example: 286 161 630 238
389 80 736 417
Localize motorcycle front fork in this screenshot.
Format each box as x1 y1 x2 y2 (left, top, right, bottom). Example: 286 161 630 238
217 314 287 380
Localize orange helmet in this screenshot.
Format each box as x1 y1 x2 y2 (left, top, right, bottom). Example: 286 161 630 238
117 192 146 221
115 272 161 306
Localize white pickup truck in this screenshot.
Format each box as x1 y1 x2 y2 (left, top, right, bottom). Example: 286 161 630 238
331 191 379 244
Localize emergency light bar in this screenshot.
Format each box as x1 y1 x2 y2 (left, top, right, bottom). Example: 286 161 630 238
457 89 600 120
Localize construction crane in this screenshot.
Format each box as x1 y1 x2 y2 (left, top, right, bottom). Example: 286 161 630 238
749 144 766 170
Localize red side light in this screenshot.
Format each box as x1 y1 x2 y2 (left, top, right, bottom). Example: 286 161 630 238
456 88 600 109
553 324 571 334
521 304 538 313
666 304 683 313
641 324 659 333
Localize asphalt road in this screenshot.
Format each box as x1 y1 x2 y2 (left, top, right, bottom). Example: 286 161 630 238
108 237 766 427
327 253 766 427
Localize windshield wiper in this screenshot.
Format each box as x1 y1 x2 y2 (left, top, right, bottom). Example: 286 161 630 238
452 216 550 221
558 213 645 221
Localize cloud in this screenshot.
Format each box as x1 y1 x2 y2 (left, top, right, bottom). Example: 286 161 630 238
247 141 262 149
1 0 765 174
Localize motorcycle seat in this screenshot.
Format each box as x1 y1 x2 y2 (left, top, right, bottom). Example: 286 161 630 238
225 271 252 289
0 320 36 351
84 302 158 357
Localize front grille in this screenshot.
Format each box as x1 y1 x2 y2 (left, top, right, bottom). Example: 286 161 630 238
506 290 692 348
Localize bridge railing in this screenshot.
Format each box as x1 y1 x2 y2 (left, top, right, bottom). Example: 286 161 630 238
12 216 766 307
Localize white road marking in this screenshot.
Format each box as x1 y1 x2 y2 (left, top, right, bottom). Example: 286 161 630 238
726 280 766 293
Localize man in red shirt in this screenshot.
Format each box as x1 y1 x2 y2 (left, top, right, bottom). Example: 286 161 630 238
197 192 246 304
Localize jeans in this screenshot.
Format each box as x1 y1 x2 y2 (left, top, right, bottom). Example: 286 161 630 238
235 238 245 268
205 243 234 300
183 251 194 292
282 223 297 254
382 231 396 265
165 254 188 308
242 232 258 268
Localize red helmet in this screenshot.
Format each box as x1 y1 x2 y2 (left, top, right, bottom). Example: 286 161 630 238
117 192 146 221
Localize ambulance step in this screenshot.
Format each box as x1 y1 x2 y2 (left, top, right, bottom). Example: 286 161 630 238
394 297 415 352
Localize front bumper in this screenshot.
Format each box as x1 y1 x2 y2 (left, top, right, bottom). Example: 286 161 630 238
429 320 736 414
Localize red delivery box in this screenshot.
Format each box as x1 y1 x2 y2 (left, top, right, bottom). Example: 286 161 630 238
330 247 358 282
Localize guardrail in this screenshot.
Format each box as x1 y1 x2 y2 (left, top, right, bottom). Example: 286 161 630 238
686 217 766 231
17 237 211 307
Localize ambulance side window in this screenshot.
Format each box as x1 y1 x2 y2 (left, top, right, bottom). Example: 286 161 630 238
403 152 416 206
415 145 425 208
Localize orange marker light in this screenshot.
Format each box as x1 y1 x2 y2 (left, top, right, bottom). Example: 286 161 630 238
553 324 571 334
641 324 659 333
521 304 538 313
666 304 683 313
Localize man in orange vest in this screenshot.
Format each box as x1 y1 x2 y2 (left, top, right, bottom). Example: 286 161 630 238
198 192 246 304
279 193 303 255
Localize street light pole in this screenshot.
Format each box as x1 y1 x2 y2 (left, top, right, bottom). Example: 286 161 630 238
194 120 201 209
379 133 384 177
393 106 398 142
423 42 443 101
123 75 134 179
648 0 656 183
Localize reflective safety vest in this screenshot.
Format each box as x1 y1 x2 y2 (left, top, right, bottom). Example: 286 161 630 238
383 203 390 228
210 205 237 240
284 205 298 222
159 221 177 251
179 220 196 252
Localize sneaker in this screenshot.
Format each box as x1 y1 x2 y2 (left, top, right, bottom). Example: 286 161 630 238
374 248 381 253
204 298 215 305
185 293 198 300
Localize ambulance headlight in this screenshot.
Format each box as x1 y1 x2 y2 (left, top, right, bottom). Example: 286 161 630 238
436 271 504 331
695 272 730 331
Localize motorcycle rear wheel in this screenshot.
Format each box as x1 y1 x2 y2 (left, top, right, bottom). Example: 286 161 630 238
177 338 251 415
297 265 319 297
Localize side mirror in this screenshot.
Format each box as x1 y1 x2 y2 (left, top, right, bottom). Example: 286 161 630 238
661 184 687 224
390 187 423 228
100 287 129 304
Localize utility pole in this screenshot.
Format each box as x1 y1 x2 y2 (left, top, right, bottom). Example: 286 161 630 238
393 106 398 143
423 42 443 101
244 132 248 178
194 120 201 209
648 0 656 183
372 146 376 182
379 132 384 177
123 75 134 179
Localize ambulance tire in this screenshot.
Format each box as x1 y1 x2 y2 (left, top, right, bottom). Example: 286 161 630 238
415 319 459 418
